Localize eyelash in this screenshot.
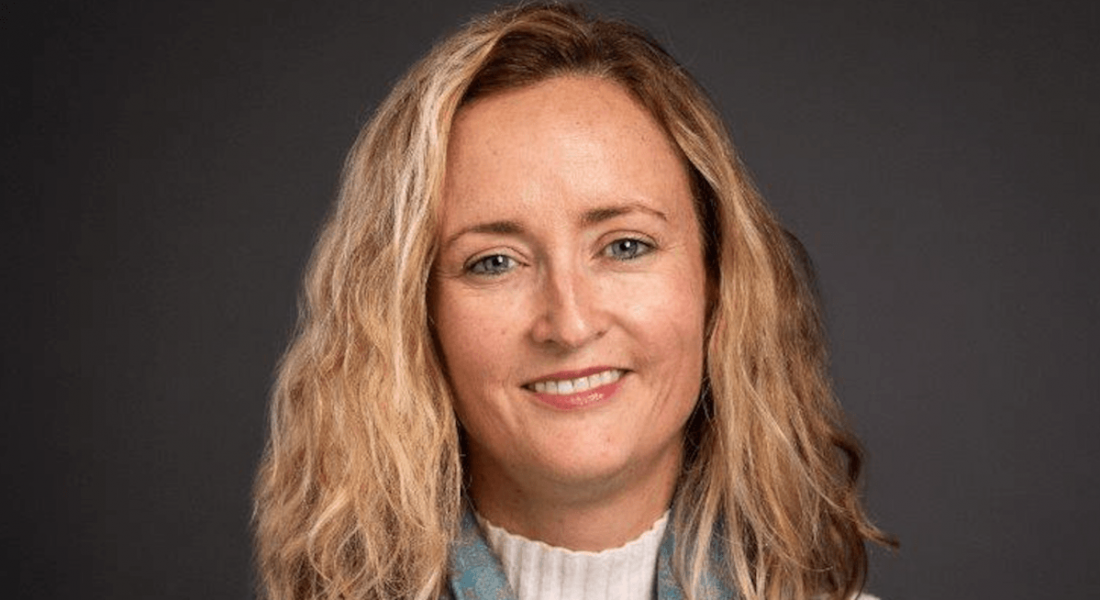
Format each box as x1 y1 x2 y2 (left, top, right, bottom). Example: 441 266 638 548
464 237 655 277
603 237 654 261
466 254 517 276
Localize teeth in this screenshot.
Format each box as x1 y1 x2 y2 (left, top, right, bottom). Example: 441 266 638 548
530 369 622 395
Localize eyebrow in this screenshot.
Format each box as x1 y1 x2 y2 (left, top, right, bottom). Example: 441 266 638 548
581 202 668 225
442 202 668 249
443 220 524 249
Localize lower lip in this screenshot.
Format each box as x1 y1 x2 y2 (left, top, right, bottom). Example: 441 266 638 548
528 377 624 411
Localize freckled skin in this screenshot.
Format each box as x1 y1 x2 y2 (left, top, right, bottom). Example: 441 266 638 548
430 77 708 550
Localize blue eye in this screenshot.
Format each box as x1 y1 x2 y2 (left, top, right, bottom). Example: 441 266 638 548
604 238 653 260
467 254 516 276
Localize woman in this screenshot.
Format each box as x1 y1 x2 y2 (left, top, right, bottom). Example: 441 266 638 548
254 3 894 600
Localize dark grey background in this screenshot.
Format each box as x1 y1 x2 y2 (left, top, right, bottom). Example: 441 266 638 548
4 0 1098 598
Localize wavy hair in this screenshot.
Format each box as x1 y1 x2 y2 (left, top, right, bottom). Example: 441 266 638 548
253 3 894 600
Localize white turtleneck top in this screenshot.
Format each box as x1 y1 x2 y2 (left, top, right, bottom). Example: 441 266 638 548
474 511 881 600
475 511 669 600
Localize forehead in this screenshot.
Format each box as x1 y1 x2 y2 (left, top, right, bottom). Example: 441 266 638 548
441 76 693 225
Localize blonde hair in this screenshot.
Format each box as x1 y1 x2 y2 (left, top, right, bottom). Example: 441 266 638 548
253 3 894 600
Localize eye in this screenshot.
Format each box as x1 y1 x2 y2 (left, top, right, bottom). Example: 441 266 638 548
466 254 517 276
603 238 654 261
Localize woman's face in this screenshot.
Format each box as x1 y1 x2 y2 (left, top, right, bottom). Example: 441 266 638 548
431 76 708 501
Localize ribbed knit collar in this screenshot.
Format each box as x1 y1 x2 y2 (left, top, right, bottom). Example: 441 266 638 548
475 510 669 600
446 503 736 600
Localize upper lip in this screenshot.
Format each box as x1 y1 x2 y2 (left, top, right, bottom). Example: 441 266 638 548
524 366 623 385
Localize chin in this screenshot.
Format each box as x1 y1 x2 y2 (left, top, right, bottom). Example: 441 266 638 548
529 433 678 493
541 452 635 485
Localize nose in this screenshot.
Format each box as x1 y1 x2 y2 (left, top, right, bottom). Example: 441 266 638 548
530 262 606 349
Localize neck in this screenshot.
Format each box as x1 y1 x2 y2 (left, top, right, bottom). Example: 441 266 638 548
465 439 682 552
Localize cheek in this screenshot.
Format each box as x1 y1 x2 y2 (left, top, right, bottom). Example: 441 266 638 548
625 263 709 398
644 310 706 397
432 285 519 398
629 264 708 345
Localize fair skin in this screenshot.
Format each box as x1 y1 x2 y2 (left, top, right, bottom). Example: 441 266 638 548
431 76 708 551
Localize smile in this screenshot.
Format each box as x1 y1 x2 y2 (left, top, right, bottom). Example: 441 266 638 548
526 369 624 395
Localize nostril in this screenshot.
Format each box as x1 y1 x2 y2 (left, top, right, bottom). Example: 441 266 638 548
529 265 608 349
